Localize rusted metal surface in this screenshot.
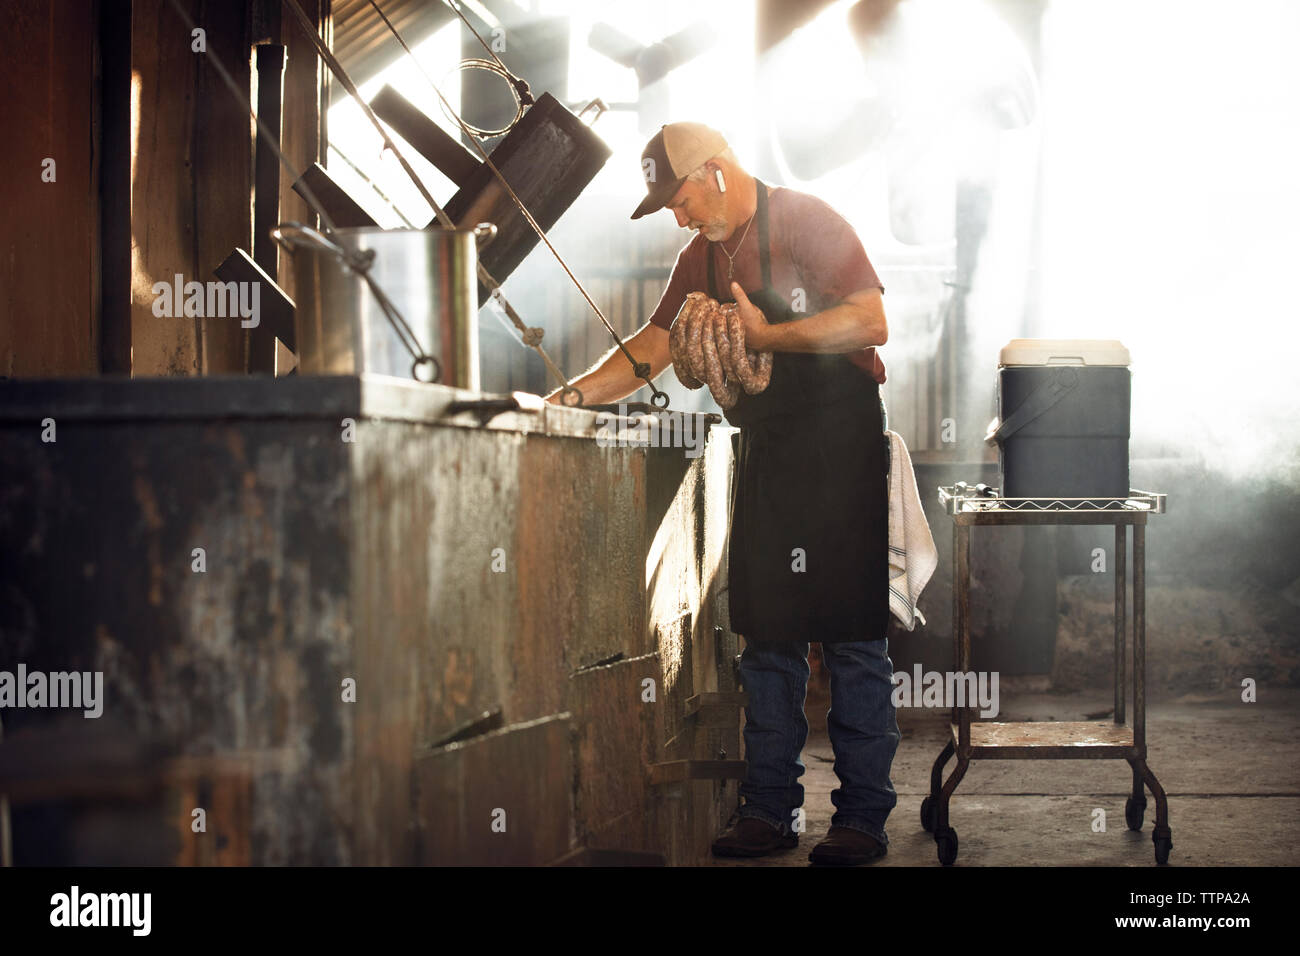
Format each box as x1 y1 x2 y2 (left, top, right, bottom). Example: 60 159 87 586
0 375 735 865
414 714 573 866
0 720 266 865
519 431 647 671
567 653 662 856
698 429 744 853
346 418 522 863
640 424 743 863
0 722 168 807
169 760 254 867
645 445 705 750
0 388 355 864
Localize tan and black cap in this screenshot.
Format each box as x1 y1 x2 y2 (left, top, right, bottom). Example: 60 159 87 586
630 122 729 220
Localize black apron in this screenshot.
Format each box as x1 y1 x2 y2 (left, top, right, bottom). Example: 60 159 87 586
709 181 889 644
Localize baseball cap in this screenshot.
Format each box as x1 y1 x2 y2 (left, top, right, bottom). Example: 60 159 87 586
630 122 729 220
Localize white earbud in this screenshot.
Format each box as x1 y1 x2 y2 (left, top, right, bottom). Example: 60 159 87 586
714 168 727 193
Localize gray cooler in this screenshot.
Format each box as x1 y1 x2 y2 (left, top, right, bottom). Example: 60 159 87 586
985 339 1132 499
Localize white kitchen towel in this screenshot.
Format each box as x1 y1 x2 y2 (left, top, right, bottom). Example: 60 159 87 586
887 429 938 630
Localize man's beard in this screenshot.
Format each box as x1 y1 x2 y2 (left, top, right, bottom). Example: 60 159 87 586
697 219 729 242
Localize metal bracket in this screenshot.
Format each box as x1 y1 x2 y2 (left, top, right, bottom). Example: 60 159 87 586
683 692 749 728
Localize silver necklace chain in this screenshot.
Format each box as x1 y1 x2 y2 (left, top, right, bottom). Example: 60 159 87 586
718 207 756 281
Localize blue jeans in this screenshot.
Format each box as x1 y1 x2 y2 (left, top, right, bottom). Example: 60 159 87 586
735 638 901 844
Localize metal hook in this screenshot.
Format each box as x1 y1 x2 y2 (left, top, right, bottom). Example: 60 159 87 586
411 355 442 384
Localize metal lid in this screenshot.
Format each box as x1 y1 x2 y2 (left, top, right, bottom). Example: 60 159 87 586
998 338 1131 367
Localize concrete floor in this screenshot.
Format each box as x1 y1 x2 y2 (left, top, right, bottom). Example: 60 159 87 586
708 686 1300 866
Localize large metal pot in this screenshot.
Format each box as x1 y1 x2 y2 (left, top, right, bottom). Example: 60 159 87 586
274 223 495 387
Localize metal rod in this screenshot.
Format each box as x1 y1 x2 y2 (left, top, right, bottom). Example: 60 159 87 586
951 523 960 731
252 43 289 374
955 523 971 751
1114 522 1126 726
1134 519 1146 752
253 44 288 278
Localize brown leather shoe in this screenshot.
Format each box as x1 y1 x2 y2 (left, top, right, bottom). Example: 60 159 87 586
808 826 887 866
711 815 798 858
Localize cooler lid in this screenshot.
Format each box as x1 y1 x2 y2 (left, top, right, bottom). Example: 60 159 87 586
998 338 1130 367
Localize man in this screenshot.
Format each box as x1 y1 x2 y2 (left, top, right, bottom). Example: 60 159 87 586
546 122 900 866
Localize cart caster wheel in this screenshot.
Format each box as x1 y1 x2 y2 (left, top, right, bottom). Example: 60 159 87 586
921 797 936 833
1153 827 1172 865
935 827 959 866
1125 795 1146 831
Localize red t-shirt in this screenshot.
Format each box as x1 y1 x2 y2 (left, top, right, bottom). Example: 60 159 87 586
648 185 886 383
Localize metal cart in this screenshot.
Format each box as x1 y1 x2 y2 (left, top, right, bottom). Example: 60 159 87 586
922 486 1172 865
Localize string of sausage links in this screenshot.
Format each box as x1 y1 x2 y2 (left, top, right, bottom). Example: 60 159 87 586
668 293 772 409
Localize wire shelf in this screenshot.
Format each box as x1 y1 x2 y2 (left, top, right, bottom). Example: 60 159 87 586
938 486 1167 515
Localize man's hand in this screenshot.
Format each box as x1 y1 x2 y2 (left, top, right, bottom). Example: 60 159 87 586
730 282 773 351
544 320 672 406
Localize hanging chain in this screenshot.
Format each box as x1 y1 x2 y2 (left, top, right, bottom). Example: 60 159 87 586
438 58 526 138
443 0 535 109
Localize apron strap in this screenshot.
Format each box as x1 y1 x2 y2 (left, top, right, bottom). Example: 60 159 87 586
755 179 772 289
